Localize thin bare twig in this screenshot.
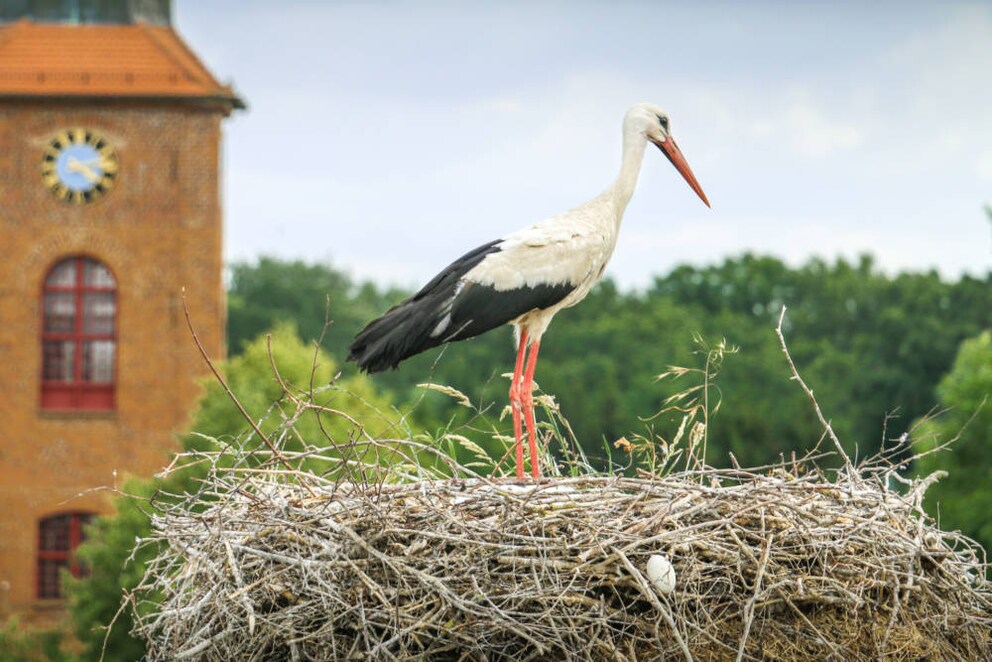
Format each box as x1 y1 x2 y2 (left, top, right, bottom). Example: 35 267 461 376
775 306 854 468
181 289 298 476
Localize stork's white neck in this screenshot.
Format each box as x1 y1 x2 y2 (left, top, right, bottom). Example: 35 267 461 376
610 128 649 224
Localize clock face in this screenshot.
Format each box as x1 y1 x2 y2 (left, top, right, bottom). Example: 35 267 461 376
41 128 119 204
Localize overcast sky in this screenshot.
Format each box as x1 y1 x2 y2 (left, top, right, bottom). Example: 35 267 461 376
176 1 991 290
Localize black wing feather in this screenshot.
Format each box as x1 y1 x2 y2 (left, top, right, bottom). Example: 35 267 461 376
347 240 575 373
441 279 573 343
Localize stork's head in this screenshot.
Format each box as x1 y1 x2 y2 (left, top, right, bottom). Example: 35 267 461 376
625 103 710 207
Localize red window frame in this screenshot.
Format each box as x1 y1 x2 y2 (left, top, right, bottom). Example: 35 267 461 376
37 512 94 600
40 256 117 411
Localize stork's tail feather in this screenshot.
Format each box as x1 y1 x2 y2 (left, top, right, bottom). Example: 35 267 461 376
347 297 448 373
348 240 505 373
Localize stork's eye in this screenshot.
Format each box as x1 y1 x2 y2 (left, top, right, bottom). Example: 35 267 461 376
657 115 669 131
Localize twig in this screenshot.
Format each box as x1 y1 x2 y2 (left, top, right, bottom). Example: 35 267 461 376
775 306 854 469
181 289 300 478
736 532 773 662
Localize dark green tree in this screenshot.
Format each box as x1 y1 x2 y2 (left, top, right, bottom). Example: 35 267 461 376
0 617 74 661
914 330 992 554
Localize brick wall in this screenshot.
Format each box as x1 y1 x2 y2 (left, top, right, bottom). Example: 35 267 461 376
0 99 226 622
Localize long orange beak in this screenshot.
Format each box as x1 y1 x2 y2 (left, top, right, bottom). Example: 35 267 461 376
652 135 710 207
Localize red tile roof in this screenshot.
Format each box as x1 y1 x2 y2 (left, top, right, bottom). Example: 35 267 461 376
0 20 244 109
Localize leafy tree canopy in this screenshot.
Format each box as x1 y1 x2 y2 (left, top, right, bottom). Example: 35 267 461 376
914 331 992 553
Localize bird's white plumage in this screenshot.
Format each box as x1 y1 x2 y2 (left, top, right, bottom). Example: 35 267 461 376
474 196 617 292
460 103 670 343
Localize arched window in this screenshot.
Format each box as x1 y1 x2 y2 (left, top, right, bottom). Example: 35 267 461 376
37 512 94 599
41 256 116 410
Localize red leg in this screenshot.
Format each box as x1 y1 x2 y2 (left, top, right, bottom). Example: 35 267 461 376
522 340 541 478
509 330 529 479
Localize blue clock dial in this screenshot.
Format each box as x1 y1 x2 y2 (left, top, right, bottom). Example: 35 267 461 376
41 128 119 205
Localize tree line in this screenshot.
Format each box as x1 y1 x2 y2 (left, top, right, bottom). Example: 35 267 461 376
228 253 992 468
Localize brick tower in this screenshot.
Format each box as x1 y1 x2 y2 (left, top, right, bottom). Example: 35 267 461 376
0 0 243 624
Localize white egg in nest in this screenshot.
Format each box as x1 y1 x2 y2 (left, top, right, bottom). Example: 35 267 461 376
646 554 676 595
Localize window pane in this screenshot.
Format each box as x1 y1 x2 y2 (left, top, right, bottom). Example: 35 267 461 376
45 260 77 287
43 341 75 381
37 513 94 599
44 293 77 332
82 341 115 382
83 259 115 288
83 293 115 333
41 256 116 407
38 559 65 599
40 514 70 551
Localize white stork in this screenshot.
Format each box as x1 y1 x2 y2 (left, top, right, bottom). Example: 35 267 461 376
348 103 709 479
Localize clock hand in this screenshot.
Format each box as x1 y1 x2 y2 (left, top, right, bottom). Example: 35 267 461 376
80 155 117 174
66 156 102 184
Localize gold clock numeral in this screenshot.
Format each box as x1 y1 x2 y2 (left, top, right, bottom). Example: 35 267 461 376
100 156 118 174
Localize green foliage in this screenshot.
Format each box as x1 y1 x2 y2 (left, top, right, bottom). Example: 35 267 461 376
230 254 991 469
67 480 156 661
227 257 404 356
914 331 992 554
0 617 74 662
67 324 406 660
191 322 404 471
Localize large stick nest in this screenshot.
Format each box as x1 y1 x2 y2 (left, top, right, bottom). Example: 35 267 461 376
134 462 991 660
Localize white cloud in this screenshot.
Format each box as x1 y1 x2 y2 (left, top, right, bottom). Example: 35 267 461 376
744 94 865 158
781 101 865 158
977 153 992 182
876 6 992 166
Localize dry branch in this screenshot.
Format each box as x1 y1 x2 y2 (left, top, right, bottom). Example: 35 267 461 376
132 453 991 660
